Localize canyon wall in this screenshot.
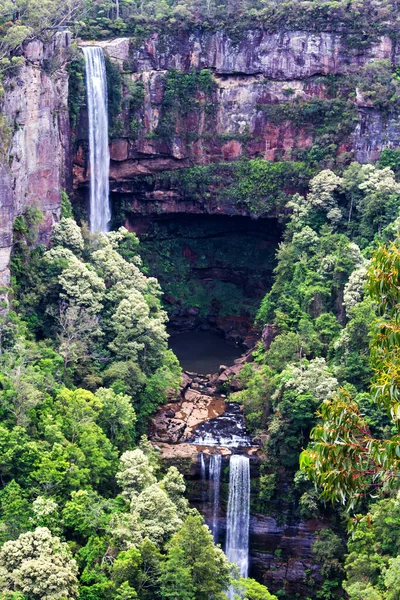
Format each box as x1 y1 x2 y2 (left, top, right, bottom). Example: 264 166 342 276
0 31 71 285
73 30 400 219
2 28 400 282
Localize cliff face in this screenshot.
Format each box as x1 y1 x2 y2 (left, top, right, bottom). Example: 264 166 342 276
73 29 400 219
0 32 71 285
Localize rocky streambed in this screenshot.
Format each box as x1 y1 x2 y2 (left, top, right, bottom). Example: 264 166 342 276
149 358 258 459
149 352 328 598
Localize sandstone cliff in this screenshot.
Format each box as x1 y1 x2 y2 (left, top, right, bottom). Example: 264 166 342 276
73 29 400 219
0 31 71 285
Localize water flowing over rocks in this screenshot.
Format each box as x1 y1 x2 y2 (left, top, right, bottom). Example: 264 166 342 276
226 455 250 597
150 360 328 596
150 367 256 454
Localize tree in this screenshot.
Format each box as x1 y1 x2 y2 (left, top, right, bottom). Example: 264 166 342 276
160 514 231 600
0 481 32 542
62 490 115 539
301 237 400 508
0 527 78 599
116 449 157 500
135 538 164 600
96 387 136 451
159 545 195 600
236 577 278 600
136 484 182 547
112 547 142 589
56 301 101 377
52 218 84 255
109 290 168 372
383 556 400 600
0 339 50 427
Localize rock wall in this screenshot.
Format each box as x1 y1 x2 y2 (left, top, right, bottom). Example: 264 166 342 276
0 31 71 284
73 29 400 219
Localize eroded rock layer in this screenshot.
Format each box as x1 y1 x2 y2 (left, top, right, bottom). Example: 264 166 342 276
73 29 400 217
0 32 71 284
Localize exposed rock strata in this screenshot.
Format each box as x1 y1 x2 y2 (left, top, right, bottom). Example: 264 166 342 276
98 30 393 78
73 30 400 215
0 32 71 283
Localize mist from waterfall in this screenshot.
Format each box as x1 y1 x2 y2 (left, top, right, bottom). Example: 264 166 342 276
83 46 111 233
209 454 222 541
226 454 250 599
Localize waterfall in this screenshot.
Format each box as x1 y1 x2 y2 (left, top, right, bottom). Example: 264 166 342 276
83 46 111 233
226 455 250 598
209 454 222 541
200 453 207 502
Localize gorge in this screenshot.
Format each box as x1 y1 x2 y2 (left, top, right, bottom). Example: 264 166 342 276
1 3 400 598
84 42 256 591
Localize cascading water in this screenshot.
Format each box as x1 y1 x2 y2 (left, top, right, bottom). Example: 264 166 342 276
191 403 252 448
83 46 111 233
209 454 222 541
200 453 207 502
226 455 250 599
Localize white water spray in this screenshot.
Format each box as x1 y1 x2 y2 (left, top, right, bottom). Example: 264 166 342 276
209 454 222 541
226 455 250 598
83 46 111 233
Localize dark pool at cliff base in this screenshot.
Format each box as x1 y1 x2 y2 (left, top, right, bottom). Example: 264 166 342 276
168 331 242 374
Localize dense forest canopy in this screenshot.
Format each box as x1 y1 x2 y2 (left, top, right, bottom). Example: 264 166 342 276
2 0 400 54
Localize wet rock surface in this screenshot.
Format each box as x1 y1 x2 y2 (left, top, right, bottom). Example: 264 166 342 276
190 402 253 448
150 364 257 454
150 373 225 444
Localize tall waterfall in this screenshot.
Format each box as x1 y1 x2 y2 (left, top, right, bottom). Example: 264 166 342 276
226 455 250 598
209 454 222 541
83 46 111 233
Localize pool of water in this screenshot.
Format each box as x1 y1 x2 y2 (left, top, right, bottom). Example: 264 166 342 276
169 330 242 374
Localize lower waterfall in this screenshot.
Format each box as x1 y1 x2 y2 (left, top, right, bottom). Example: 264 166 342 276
209 454 222 541
226 455 250 598
200 453 207 502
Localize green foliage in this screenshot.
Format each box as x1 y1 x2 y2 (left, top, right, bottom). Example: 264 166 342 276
262 96 358 167
147 158 312 217
0 113 11 158
61 191 74 219
341 498 400 599
155 69 217 140
125 79 145 139
67 47 86 130
67 0 400 48
105 56 123 138
355 60 400 113
312 529 346 583
236 577 278 600
378 149 400 174
160 514 231 600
